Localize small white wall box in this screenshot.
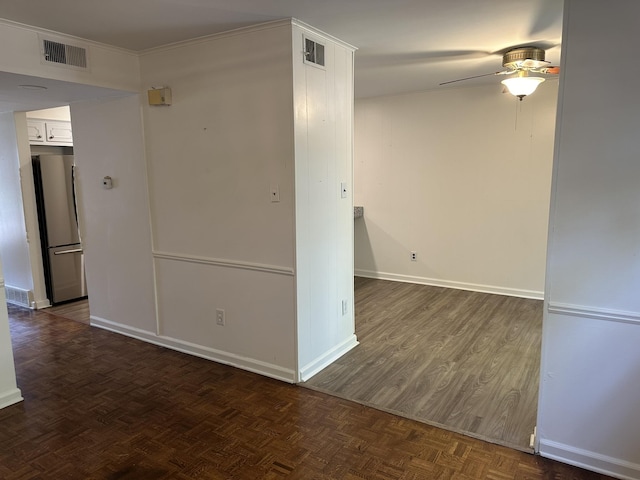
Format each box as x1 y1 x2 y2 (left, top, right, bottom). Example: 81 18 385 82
102 176 113 189
147 87 172 106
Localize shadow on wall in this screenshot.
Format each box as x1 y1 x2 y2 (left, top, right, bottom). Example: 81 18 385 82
355 216 451 283
354 218 377 275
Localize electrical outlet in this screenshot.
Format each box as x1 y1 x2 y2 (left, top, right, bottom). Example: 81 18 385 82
341 299 348 316
216 308 225 326
410 251 417 261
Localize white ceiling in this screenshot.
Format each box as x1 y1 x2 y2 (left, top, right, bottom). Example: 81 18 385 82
0 0 563 112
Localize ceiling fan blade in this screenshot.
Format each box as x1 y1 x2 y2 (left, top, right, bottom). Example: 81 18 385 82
439 70 512 86
358 49 493 69
540 66 560 75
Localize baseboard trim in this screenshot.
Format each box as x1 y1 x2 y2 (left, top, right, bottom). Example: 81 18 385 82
355 269 543 300
0 388 23 410
298 334 359 382
539 439 640 480
547 302 640 326
33 298 51 309
90 316 296 383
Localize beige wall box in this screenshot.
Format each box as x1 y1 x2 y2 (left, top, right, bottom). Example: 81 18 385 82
148 87 172 106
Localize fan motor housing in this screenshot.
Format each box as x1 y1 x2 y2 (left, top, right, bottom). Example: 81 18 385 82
502 47 547 69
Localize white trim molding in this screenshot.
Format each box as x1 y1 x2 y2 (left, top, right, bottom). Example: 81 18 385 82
539 439 640 480
547 302 640 326
298 334 359 382
90 315 296 383
153 251 295 277
0 388 23 410
140 18 356 56
33 298 51 309
355 269 543 300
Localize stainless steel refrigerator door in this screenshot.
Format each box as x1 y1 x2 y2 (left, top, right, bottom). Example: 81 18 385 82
48 245 87 303
38 155 80 247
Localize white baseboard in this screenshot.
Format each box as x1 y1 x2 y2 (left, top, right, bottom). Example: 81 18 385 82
539 439 640 480
298 334 359 382
0 388 23 410
90 315 296 383
33 298 51 309
355 269 543 300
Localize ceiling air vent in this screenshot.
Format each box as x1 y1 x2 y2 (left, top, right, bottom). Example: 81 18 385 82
42 39 88 68
304 37 325 67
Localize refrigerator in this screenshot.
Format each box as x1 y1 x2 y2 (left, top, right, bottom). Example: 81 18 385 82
32 154 87 304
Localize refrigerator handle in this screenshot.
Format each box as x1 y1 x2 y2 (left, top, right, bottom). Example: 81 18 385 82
53 248 84 255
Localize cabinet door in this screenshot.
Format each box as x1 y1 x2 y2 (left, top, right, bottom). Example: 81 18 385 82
27 120 46 144
46 121 73 145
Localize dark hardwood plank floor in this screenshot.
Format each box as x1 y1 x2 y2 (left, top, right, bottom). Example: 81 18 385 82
304 278 542 452
1 303 611 479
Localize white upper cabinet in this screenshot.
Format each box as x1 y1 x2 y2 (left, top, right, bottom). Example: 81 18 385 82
45 120 73 144
27 119 73 146
27 119 46 144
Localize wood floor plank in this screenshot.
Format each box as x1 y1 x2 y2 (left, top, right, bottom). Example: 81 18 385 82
304 278 543 451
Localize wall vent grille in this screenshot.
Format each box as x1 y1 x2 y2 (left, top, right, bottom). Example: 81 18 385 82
43 39 88 68
5 286 33 308
304 37 325 67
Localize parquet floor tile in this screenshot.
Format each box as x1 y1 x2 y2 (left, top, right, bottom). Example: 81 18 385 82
1 304 613 479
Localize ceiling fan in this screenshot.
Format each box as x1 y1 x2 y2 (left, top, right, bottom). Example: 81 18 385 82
440 46 560 100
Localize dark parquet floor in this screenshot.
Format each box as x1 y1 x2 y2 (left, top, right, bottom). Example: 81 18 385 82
1 304 613 479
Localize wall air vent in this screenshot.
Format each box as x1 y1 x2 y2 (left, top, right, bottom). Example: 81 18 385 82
5 286 33 308
304 37 325 68
42 39 88 68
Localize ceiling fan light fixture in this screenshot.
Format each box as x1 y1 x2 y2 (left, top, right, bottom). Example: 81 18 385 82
501 75 545 101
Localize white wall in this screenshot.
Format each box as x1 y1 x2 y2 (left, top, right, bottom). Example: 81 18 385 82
138 21 298 381
27 106 71 121
538 1 640 478
70 95 156 334
0 256 23 409
0 112 33 297
0 18 139 92
354 83 557 298
293 25 357 380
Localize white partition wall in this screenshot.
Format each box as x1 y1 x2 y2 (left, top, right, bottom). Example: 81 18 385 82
138 20 355 382
70 95 157 336
538 1 640 478
0 256 23 409
0 112 34 307
293 25 357 380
